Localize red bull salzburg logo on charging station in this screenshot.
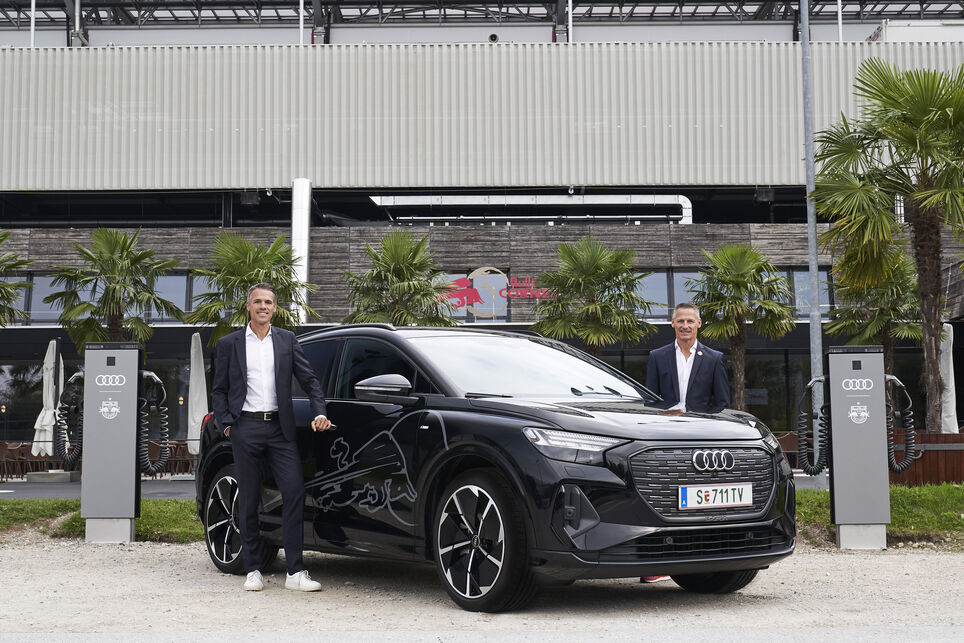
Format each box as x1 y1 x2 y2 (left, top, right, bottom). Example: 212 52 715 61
444 267 554 319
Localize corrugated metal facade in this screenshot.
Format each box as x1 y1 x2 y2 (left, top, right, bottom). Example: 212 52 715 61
0 42 961 191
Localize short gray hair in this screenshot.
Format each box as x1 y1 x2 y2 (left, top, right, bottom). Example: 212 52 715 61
673 302 701 319
246 282 277 303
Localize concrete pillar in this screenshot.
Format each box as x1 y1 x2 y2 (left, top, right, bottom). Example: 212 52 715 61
291 178 312 324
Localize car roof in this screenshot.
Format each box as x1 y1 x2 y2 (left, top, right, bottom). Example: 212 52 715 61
297 323 541 343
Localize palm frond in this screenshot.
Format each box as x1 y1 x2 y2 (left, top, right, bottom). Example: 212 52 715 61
42 228 184 352
341 230 457 327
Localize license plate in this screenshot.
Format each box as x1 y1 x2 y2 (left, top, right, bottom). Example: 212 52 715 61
678 483 753 509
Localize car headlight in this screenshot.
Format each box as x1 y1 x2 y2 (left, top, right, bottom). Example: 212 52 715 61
523 427 626 465
762 432 781 453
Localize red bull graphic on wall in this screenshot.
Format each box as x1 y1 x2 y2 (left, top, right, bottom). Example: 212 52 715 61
444 267 554 322
446 278 485 309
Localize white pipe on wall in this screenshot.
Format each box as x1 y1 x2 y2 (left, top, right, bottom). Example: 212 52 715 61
291 178 312 324
371 194 694 224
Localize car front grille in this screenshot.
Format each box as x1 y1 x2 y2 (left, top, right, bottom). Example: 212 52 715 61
598 525 790 561
629 446 775 520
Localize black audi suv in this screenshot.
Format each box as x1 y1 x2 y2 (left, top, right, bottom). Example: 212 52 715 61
196 324 795 612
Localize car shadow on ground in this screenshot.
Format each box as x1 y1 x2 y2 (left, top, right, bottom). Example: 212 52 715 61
296 551 771 613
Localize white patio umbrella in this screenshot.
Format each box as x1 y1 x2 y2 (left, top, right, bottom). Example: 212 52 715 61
32 339 63 456
187 332 209 455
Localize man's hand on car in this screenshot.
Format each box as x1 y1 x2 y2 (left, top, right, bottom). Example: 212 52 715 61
311 416 333 432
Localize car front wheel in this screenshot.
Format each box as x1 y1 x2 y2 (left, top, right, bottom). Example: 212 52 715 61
671 569 759 594
202 463 278 574
433 469 538 612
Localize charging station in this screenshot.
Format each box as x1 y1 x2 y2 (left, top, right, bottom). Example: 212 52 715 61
826 346 890 550
80 342 142 543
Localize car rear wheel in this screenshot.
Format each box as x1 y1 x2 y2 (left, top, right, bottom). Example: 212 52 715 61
202 463 278 574
671 569 759 594
433 469 538 612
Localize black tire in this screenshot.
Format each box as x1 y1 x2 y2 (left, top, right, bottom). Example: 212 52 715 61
202 463 279 575
433 469 539 612
671 569 759 594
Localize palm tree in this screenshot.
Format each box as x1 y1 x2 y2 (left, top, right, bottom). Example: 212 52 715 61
811 58 964 431
43 228 183 352
825 252 922 377
532 236 657 357
0 231 32 327
342 229 457 327
689 244 795 411
187 231 319 344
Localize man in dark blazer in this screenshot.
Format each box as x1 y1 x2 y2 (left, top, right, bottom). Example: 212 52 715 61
646 302 730 414
212 282 331 592
641 302 730 585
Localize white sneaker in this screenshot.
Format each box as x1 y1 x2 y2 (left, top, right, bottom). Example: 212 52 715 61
285 570 322 592
244 570 264 591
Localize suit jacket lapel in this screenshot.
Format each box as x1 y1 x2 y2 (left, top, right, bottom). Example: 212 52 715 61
234 329 247 380
687 344 705 392
271 329 283 388
667 347 681 402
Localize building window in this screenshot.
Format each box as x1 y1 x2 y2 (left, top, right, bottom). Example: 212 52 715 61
672 271 701 312
635 271 669 319
791 268 831 318
26 275 67 323
145 274 189 323
188 275 215 313
0 276 27 326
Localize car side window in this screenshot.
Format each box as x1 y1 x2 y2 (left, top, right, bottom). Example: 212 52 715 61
334 338 435 399
292 339 340 398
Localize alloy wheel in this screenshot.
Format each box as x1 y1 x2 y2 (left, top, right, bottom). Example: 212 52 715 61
205 473 242 566
436 483 506 599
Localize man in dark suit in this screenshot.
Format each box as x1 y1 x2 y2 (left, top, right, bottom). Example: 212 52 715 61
212 282 332 592
642 302 731 585
646 302 730 415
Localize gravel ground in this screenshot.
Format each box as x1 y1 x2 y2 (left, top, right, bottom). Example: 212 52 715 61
1 526 962 641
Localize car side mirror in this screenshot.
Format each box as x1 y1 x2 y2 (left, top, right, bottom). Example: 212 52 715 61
355 373 421 407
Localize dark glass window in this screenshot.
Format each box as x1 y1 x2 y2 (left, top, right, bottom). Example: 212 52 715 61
27 275 66 323
673 271 701 311
188 275 217 313
744 354 788 432
621 353 649 388
792 269 831 318
635 271 669 319
0 277 27 326
293 339 340 397
146 275 188 323
334 338 434 399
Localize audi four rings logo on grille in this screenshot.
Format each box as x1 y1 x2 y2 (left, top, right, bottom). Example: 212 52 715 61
692 449 735 472
95 374 126 387
841 378 874 391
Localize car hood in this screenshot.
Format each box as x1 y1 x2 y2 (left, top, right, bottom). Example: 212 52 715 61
466 397 766 441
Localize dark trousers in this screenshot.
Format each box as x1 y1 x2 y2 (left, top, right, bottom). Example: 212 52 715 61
231 415 305 575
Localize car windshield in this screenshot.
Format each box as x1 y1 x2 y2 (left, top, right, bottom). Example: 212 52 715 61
408 334 652 400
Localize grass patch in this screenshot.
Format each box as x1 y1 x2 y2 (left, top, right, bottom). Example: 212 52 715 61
795 483 964 548
0 498 81 531
1 498 202 543
49 499 203 543
4 484 963 548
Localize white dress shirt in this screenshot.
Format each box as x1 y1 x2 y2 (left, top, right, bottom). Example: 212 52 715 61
242 323 278 412
671 340 699 412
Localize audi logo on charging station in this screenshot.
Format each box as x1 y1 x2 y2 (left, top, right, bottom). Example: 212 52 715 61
692 449 735 472
95 374 127 387
841 378 874 391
